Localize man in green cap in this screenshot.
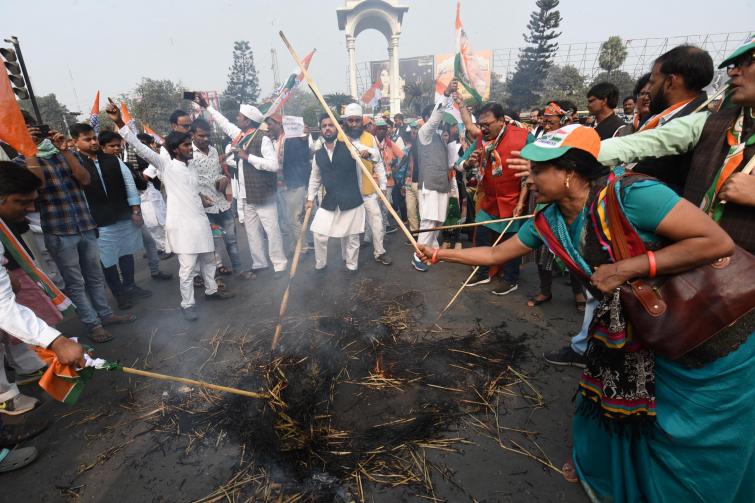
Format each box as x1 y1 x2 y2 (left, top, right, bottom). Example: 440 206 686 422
597 34 755 254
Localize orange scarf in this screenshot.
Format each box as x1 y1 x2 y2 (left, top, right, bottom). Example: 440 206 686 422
638 98 693 132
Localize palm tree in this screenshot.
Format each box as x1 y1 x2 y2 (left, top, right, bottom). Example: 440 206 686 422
323 93 354 115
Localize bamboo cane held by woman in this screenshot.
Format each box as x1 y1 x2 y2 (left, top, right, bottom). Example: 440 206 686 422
278 31 422 256
271 205 313 351
411 214 534 234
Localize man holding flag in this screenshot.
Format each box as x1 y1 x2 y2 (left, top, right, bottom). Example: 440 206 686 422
0 162 85 472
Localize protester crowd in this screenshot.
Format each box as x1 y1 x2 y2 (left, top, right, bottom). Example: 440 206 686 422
1 36 754 503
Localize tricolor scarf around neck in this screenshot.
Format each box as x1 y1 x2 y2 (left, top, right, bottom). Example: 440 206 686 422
702 108 755 222
638 98 693 132
0 219 75 317
231 127 258 152
533 175 657 430
480 124 508 177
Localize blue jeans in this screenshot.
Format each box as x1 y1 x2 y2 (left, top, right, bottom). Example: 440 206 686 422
44 230 113 329
571 293 597 355
142 227 160 275
207 208 242 272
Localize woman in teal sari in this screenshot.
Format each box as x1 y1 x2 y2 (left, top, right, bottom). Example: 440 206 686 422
417 124 755 503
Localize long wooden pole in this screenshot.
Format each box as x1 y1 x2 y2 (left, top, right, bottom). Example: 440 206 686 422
278 31 421 256
120 367 268 399
411 214 534 235
692 84 729 113
437 218 517 319
271 205 313 351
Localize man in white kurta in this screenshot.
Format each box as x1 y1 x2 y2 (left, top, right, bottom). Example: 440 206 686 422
114 110 233 320
200 101 288 274
306 116 365 271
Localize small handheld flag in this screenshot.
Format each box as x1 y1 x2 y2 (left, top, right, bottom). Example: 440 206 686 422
89 91 100 135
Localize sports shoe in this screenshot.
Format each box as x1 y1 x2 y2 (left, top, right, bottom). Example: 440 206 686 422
467 272 491 286
0 419 50 447
375 253 393 265
205 290 235 300
0 394 39 416
158 251 174 260
543 346 586 368
491 280 518 296
411 254 428 272
385 225 398 234
116 295 133 310
182 306 198 321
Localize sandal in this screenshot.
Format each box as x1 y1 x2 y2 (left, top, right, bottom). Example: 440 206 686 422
527 293 552 307
0 447 37 473
237 270 256 280
561 460 578 483
217 266 232 276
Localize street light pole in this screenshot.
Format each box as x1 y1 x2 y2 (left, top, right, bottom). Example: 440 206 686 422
4 36 41 124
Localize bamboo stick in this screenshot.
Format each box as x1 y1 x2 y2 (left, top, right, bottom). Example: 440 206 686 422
692 83 729 113
120 367 268 399
411 214 533 234
278 31 421 255
437 218 516 319
271 205 313 351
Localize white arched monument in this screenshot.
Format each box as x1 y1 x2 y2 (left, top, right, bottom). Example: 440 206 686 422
337 0 409 115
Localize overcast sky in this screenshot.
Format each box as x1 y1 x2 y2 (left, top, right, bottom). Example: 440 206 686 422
3 0 754 112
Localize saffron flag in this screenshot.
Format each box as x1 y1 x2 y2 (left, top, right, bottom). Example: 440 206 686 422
0 66 37 157
143 123 164 145
89 91 100 135
121 101 138 134
452 1 484 104
361 78 382 110
260 49 316 117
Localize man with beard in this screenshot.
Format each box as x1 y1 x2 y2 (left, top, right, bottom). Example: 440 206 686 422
586 82 626 139
306 114 366 272
456 91 529 292
108 104 234 321
598 36 755 257
342 104 391 266
375 118 403 234
631 45 714 193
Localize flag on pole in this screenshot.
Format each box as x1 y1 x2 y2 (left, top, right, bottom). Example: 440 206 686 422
360 78 382 110
143 123 164 145
89 91 100 135
260 49 316 117
0 64 37 157
32 347 94 405
120 101 138 134
452 1 484 104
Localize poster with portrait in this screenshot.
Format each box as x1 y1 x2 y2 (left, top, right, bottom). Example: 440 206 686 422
434 50 492 101
369 56 435 104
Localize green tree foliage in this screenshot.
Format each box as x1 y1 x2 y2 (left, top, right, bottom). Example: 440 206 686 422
20 94 78 134
591 70 636 103
125 78 185 133
224 41 260 106
598 36 628 74
488 73 509 107
401 79 435 116
323 93 353 117
541 65 587 109
283 86 321 127
506 0 562 111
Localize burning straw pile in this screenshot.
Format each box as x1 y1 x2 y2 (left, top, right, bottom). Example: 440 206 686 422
151 279 557 502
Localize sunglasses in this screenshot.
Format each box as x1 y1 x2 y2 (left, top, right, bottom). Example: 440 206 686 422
726 51 755 72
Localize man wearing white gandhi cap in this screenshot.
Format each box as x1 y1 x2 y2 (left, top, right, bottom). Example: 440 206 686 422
341 103 392 266
196 95 288 275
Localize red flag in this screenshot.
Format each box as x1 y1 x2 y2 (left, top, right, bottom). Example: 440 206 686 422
0 67 37 157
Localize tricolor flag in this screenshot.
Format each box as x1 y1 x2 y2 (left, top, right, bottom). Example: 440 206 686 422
143 123 164 145
121 101 138 134
33 346 95 405
260 49 316 117
89 90 100 135
360 78 382 110
0 63 37 157
452 1 484 104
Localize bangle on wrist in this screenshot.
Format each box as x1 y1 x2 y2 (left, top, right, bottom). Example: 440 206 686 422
646 251 657 278
431 248 440 265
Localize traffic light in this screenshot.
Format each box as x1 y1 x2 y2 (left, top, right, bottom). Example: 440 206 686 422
2 36 41 124
0 47 30 99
